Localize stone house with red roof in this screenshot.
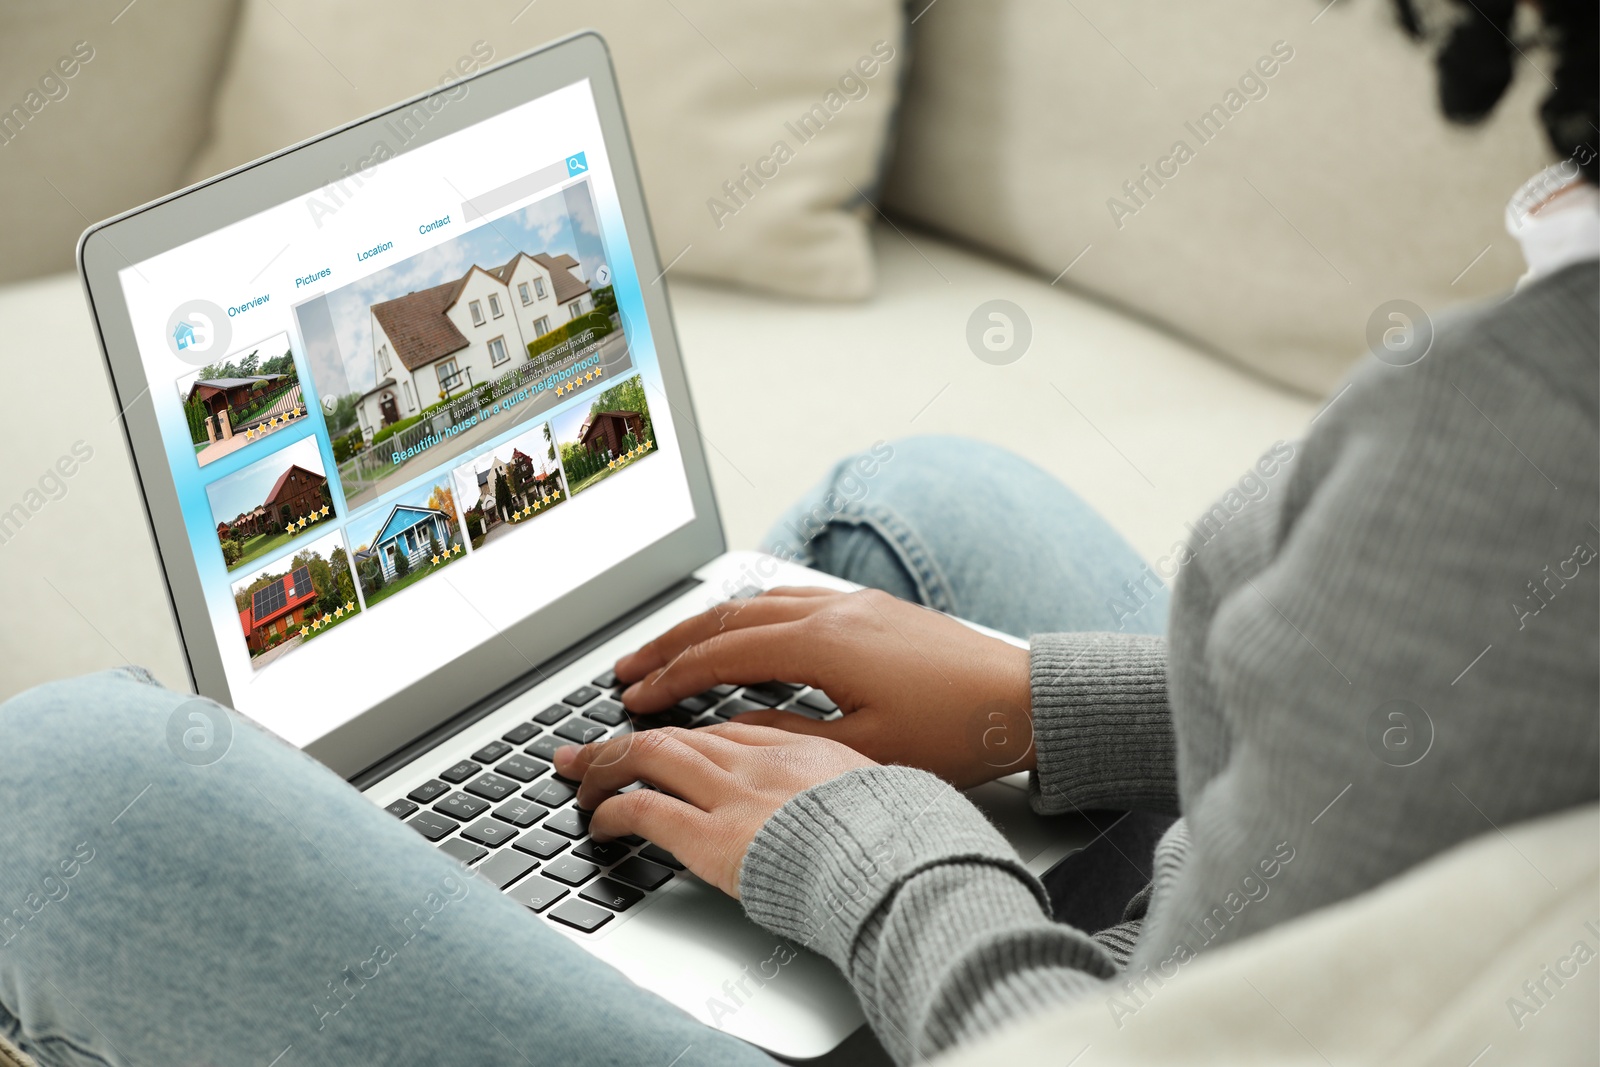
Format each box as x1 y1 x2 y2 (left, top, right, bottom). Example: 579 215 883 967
355 251 593 442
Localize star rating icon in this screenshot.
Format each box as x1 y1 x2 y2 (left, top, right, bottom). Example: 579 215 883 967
318 505 330 518
299 626 311 639
333 606 345 619
431 554 441 566
344 600 356 612
244 428 256 441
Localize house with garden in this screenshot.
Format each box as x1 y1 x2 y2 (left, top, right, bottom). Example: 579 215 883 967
365 504 457 583
237 566 318 654
579 410 647 457
355 251 594 442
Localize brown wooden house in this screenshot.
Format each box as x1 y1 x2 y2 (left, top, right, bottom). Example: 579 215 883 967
262 464 329 531
579 410 646 457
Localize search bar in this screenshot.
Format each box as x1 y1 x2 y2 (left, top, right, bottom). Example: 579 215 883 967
460 155 582 223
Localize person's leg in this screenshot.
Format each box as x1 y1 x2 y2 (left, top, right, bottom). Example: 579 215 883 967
0 668 772 1067
762 435 1168 638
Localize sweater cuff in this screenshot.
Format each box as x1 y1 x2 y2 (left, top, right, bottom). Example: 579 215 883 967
738 765 1048 968
1029 631 1178 814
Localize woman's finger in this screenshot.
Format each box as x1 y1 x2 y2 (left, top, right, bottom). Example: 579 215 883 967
586 789 739 895
557 728 729 810
621 619 824 712
614 594 829 683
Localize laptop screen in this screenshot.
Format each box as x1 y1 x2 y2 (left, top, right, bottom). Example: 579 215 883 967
113 77 696 748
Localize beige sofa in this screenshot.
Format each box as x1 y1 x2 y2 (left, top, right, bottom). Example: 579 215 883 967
0 5 1590 1062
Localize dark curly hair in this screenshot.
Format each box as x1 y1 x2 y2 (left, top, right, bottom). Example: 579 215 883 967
1394 0 1597 183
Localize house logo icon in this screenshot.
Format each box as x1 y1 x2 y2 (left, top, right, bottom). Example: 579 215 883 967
165 299 232 364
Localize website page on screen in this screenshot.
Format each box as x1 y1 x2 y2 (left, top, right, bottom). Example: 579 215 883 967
115 79 697 748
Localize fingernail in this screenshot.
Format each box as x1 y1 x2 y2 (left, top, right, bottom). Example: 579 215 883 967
553 746 575 770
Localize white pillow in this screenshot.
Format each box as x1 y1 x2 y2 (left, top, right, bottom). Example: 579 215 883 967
186 1 904 301
884 0 1552 394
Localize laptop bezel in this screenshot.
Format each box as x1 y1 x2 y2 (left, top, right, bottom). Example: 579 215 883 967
76 31 726 778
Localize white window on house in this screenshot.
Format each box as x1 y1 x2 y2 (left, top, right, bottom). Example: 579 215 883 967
533 278 547 299
469 300 485 326
378 344 390 374
574 296 589 315
518 282 531 305
437 359 458 392
532 316 551 337
402 381 415 409
488 337 509 366
488 293 503 318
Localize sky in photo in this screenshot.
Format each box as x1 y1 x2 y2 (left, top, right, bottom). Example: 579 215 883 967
303 182 606 403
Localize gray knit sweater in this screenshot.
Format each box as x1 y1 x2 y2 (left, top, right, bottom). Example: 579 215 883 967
738 262 1600 1063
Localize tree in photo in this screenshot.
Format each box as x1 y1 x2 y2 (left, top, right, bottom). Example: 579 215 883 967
394 542 411 578
428 484 456 524
494 468 513 522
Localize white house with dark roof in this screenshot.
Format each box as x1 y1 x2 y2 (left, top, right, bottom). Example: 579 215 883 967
355 251 593 442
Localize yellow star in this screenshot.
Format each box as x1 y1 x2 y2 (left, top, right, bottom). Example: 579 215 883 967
345 600 355 612
293 406 303 417
431 554 441 566
299 626 310 639
319 505 330 518
244 428 255 440
332 607 342 619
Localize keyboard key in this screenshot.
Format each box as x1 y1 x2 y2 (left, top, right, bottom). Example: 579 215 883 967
676 693 718 714
492 797 545 828
407 780 450 804
507 874 569 912
740 683 794 708
713 698 763 719
439 760 480 784
563 686 601 706
708 684 738 697
544 855 600 886
435 791 489 821
542 808 590 839
439 838 487 865
471 740 513 764
554 717 608 744
573 839 630 866
797 690 838 714
407 811 459 841
534 704 572 726
511 829 570 860
585 699 627 726
524 778 577 808
611 856 674 891
548 897 613 933
501 722 539 745
476 850 537 890
633 707 695 730
591 669 618 688
464 773 519 802
492 752 544 783
527 735 576 762
639 844 684 870
384 798 418 819
581 876 645 911
462 818 519 848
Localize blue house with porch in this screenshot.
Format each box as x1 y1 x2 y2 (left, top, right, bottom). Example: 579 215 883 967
368 504 455 581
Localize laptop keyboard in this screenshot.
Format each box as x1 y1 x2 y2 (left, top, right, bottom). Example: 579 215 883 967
387 669 843 935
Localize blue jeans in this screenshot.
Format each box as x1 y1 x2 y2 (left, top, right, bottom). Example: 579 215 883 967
0 436 1161 1065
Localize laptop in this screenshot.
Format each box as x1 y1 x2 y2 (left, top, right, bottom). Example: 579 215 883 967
78 32 1087 1060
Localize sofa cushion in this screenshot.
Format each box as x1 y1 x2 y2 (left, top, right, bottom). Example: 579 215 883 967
185 0 904 301
884 0 1550 394
0 1 242 284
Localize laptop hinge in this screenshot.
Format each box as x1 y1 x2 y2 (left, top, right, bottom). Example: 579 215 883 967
348 574 703 790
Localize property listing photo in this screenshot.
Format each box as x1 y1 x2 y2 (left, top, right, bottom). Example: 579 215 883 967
174 331 305 467
549 374 657 497
230 528 361 670
297 180 628 511
346 480 467 610
450 420 567 551
204 434 336 572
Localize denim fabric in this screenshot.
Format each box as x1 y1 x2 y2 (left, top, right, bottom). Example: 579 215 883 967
0 668 774 1067
762 436 1168 637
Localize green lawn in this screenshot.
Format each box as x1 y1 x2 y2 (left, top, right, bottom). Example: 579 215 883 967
227 509 336 573
360 543 465 610
249 598 361 659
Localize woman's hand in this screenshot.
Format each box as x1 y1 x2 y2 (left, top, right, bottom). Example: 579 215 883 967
552 723 876 898
612 587 1035 788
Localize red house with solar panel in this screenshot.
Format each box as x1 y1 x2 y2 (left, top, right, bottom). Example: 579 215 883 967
238 565 318 654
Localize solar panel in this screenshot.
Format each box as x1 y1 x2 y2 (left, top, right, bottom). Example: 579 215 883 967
289 566 313 600
252 579 286 619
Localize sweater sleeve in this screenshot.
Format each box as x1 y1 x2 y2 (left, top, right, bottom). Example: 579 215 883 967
739 765 1117 1064
1028 631 1177 815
